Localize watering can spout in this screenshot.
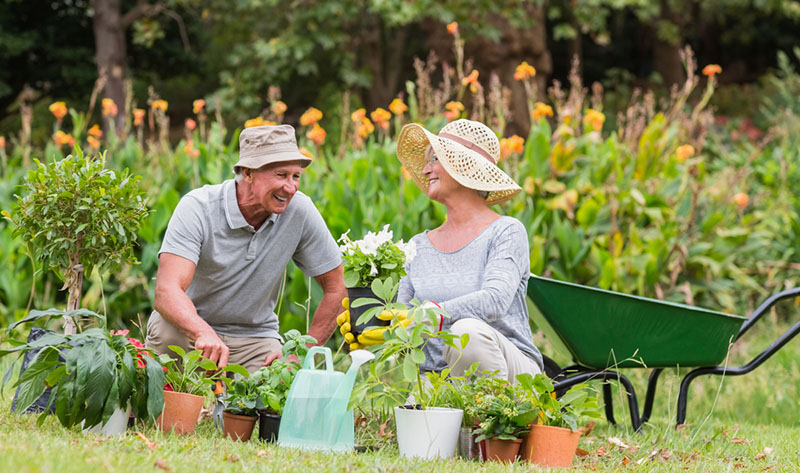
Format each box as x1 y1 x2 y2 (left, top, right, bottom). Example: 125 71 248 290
335 349 374 398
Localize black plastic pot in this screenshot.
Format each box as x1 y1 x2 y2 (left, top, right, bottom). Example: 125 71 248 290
348 286 392 335
258 411 281 443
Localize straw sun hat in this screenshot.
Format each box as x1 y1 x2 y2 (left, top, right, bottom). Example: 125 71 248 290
396 119 521 205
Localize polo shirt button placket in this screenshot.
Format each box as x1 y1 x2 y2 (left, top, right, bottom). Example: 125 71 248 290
246 229 258 260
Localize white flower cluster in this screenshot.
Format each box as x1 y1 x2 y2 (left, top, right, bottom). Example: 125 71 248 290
338 224 417 262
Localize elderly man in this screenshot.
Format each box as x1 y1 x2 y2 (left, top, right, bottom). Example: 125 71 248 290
145 125 346 372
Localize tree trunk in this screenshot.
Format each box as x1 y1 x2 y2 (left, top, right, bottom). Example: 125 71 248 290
357 16 409 110
63 263 84 335
91 0 128 133
652 0 686 86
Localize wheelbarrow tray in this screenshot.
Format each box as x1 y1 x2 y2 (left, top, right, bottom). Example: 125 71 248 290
528 275 747 369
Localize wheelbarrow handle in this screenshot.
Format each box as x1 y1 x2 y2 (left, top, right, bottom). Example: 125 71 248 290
737 286 800 340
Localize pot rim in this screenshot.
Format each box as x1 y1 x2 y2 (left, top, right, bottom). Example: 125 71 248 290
162 389 205 401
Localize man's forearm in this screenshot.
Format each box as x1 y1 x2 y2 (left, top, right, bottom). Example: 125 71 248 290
154 288 215 341
306 289 346 345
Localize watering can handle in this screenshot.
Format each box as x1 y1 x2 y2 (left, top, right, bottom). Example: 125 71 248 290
303 346 333 371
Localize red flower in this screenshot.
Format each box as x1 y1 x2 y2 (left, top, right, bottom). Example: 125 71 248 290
164 384 173 391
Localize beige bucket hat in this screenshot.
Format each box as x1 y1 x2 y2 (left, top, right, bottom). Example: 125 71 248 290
235 124 312 170
396 119 522 205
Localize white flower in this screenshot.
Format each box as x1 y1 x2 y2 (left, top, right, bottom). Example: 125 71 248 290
376 224 393 245
359 233 381 256
398 240 417 263
369 263 378 275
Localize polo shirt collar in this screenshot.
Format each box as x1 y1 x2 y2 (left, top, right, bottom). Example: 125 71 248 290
224 179 280 231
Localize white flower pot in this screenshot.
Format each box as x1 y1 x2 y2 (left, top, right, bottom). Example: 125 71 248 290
394 406 463 459
83 405 131 436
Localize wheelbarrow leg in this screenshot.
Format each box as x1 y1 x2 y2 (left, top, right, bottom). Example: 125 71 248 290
555 370 642 431
640 368 663 424
602 382 616 425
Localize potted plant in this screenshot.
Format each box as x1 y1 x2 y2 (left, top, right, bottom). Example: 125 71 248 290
352 283 468 459
251 330 316 442
516 373 602 467
158 345 241 435
338 225 416 336
471 380 536 463
0 310 166 435
4 149 149 335
222 372 260 442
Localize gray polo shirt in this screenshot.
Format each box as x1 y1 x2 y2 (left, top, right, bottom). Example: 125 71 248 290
158 179 342 338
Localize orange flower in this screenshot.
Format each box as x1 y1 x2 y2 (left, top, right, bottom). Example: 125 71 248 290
185 118 197 131
263 120 277 126
87 136 100 150
446 22 458 35
306 123 326 146
676 144 695 162
351 108 366 122
462 70 480 93
151 99 168 112
401 165 412 180
444 101 465 121
514 61 536 81
702 64 722 77
49 101 68 120
102 98 118 117
183 140 201 159
272 101 287 117
0 136 5 149
370 107 391 131
88 124 103 138
389 98 407 116
298 147 314 160
733 192 749 209
356 118 375 138
583 109 605 131
244 117 265 128
53 130 75 147
532 102 553 121
133 109 146 127
500 135 525 160
300 107 323 126
193 99 206 114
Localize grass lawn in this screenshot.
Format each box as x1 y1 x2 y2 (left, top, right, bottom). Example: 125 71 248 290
2 317 799 472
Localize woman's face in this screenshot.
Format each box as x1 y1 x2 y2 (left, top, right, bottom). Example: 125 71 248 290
421 147 461 202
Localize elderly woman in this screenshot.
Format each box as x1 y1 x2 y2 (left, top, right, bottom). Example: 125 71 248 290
395 119 543 382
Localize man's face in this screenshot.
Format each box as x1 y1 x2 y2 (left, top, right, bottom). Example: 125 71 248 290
250 161 304 214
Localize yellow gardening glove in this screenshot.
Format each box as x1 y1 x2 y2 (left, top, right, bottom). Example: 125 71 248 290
337 297 365 351
376 309 409 321
357 316 413 345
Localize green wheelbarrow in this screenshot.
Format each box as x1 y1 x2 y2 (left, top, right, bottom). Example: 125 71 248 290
527 274 800 429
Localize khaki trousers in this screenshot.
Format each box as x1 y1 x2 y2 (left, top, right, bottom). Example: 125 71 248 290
443 318 541 383
144 311 282 373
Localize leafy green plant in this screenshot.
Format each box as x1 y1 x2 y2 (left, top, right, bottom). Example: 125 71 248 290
3 148 148 332
352 280 468 411
250 330 317 415
159 345 245 397
224 375 260 417
0 309 165 429
516 373 602 432
472 382 536 441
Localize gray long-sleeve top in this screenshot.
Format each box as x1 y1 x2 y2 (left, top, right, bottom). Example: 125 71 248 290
397 216 543 372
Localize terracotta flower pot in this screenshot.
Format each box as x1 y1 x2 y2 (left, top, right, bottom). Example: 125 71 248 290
484 437 523 462
222 411 257 441
157 390 205 435
522 424 581 468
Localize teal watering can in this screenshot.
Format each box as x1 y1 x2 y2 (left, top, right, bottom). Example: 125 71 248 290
278 346 374 452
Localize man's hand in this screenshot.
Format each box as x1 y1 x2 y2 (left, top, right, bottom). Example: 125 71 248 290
194 329 230 367
262 352 298 367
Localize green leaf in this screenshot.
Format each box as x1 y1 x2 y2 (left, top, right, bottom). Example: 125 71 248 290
402 355 418 382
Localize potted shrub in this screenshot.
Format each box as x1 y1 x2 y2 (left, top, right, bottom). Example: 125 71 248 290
4 149 149 335
353 282 468 459
516 373 602 467
251 330 316 442
338 225 416 336
472 380 536 463
158 345 241 435
0 311 166 435
222 373 260 441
